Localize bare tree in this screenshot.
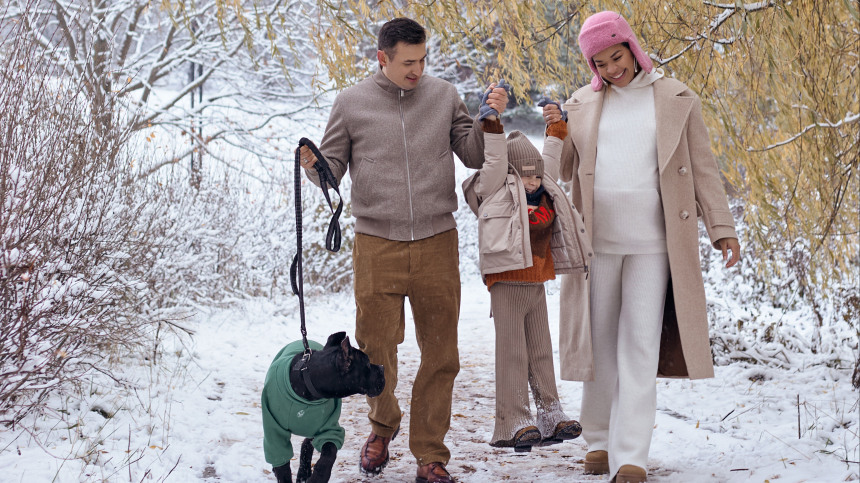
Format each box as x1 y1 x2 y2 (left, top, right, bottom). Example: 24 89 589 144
2 0 324 180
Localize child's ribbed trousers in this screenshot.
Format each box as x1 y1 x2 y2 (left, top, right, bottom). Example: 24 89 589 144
489 283 568 443
580 252 670 479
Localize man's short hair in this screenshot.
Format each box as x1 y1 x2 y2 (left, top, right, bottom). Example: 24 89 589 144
378 17 427 59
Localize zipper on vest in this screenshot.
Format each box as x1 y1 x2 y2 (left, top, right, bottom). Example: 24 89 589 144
398 89 415 240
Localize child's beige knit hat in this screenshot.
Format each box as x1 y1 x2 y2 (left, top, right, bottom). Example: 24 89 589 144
506 131 543 178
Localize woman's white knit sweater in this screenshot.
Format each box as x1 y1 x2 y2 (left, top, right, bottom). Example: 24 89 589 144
592 69 668 254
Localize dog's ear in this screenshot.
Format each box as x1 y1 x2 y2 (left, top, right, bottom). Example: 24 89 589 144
325 331 347 348
338 336 353 373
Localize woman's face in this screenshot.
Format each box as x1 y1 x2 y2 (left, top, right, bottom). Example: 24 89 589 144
592 43 636 88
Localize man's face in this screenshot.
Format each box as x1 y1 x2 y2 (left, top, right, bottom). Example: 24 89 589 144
377 41 426 90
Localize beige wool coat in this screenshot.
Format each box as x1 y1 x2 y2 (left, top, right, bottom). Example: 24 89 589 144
558 76 738 382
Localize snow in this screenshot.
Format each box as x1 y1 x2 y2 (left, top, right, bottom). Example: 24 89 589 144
1 108 856 483
0 276 855 482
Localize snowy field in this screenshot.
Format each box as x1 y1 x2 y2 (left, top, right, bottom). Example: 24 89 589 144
0 273 856 482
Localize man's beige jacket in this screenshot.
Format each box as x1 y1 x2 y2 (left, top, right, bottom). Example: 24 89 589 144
306 70 485 242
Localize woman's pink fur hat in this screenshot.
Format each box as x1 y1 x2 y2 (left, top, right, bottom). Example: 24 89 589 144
578 11 654 91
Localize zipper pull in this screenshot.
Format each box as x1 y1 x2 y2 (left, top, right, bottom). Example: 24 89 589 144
400 89 404 97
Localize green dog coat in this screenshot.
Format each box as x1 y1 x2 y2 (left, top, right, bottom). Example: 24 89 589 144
262 340 345 467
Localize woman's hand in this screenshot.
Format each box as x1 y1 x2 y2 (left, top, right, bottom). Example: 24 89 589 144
542 103 563 125
716 237 741 268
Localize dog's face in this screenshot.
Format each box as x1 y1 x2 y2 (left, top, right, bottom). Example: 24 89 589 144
308 332 385 399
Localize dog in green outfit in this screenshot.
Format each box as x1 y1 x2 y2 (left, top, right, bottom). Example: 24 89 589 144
262 332 385 483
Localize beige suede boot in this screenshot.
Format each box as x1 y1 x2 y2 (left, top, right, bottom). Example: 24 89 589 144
614 464 647 483
583 450 609 475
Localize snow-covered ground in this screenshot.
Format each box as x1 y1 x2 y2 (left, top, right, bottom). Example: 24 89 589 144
0 274 856 482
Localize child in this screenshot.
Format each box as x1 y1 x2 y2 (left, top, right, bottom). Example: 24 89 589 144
462 102 593 452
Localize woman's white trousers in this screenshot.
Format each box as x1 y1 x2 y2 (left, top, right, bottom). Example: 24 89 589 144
580 251 670 478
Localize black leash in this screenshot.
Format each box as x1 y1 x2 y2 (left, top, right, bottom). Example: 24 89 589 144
289 137 343 400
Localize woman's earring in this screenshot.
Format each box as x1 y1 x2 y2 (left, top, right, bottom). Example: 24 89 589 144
634 58 640 73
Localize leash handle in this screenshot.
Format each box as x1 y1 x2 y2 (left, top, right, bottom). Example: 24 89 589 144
298 138 343 253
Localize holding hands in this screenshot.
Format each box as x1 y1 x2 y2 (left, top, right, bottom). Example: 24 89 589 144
479 79 511 121
538 97 567 125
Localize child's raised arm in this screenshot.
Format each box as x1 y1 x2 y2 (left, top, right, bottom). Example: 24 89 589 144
538 98 569 182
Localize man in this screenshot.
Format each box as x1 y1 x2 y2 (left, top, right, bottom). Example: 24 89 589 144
299 17 508 483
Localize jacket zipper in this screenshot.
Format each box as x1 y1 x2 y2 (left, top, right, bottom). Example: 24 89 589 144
398 89 415 240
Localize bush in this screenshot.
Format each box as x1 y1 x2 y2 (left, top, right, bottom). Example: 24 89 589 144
0 18 174 424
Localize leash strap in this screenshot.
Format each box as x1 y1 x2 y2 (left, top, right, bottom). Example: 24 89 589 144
288 138 342 400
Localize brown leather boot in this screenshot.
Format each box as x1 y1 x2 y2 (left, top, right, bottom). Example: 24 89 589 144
614 464 647 483
416 462 455 483
583 450 609 475
359 428 398 476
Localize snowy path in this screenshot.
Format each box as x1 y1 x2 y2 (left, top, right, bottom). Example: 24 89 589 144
0 276 856 482
152 277 858 483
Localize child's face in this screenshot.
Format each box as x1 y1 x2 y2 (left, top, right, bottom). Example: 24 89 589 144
521 175 541 194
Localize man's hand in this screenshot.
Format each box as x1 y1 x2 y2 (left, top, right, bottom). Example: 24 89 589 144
478 79 511 121
716 237 741 268
299 145 318 169
486 82 509 116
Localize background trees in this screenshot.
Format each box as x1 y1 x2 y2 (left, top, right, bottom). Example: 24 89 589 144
2 0 323 180
310 0 859 297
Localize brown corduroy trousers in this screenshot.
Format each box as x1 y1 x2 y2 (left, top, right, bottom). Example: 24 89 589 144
489 282 568 443
353 229 461 466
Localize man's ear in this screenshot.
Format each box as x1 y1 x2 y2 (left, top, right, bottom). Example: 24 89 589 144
377 50 387 67
325 332 347 348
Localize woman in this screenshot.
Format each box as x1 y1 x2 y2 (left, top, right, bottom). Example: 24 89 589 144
542 11 741 483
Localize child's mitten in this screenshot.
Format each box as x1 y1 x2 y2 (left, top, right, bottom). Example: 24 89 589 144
478 79 512 121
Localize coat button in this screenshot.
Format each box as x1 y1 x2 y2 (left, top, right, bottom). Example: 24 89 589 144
680 210 689 220
483 213 488 217
678 166 688 175
580 229 585 233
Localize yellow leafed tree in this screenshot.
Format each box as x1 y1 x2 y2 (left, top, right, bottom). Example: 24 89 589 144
305 0 858 295
179 0 857 296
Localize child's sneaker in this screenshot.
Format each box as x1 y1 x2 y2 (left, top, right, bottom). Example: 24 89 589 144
540 420 582 446
490 426 542 452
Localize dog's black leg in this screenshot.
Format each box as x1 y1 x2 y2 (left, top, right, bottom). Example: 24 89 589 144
307 441 337 483
295 438 314 483
273 463 292 483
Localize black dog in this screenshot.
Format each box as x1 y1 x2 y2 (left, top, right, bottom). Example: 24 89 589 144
262 332 384 483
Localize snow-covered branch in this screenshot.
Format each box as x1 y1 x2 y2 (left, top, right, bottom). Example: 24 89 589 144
8 0 324 175
748 112 860 152
651 0 776 66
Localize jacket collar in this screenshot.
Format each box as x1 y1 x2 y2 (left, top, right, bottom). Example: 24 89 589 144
373 69 420 97
653 78 694 173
